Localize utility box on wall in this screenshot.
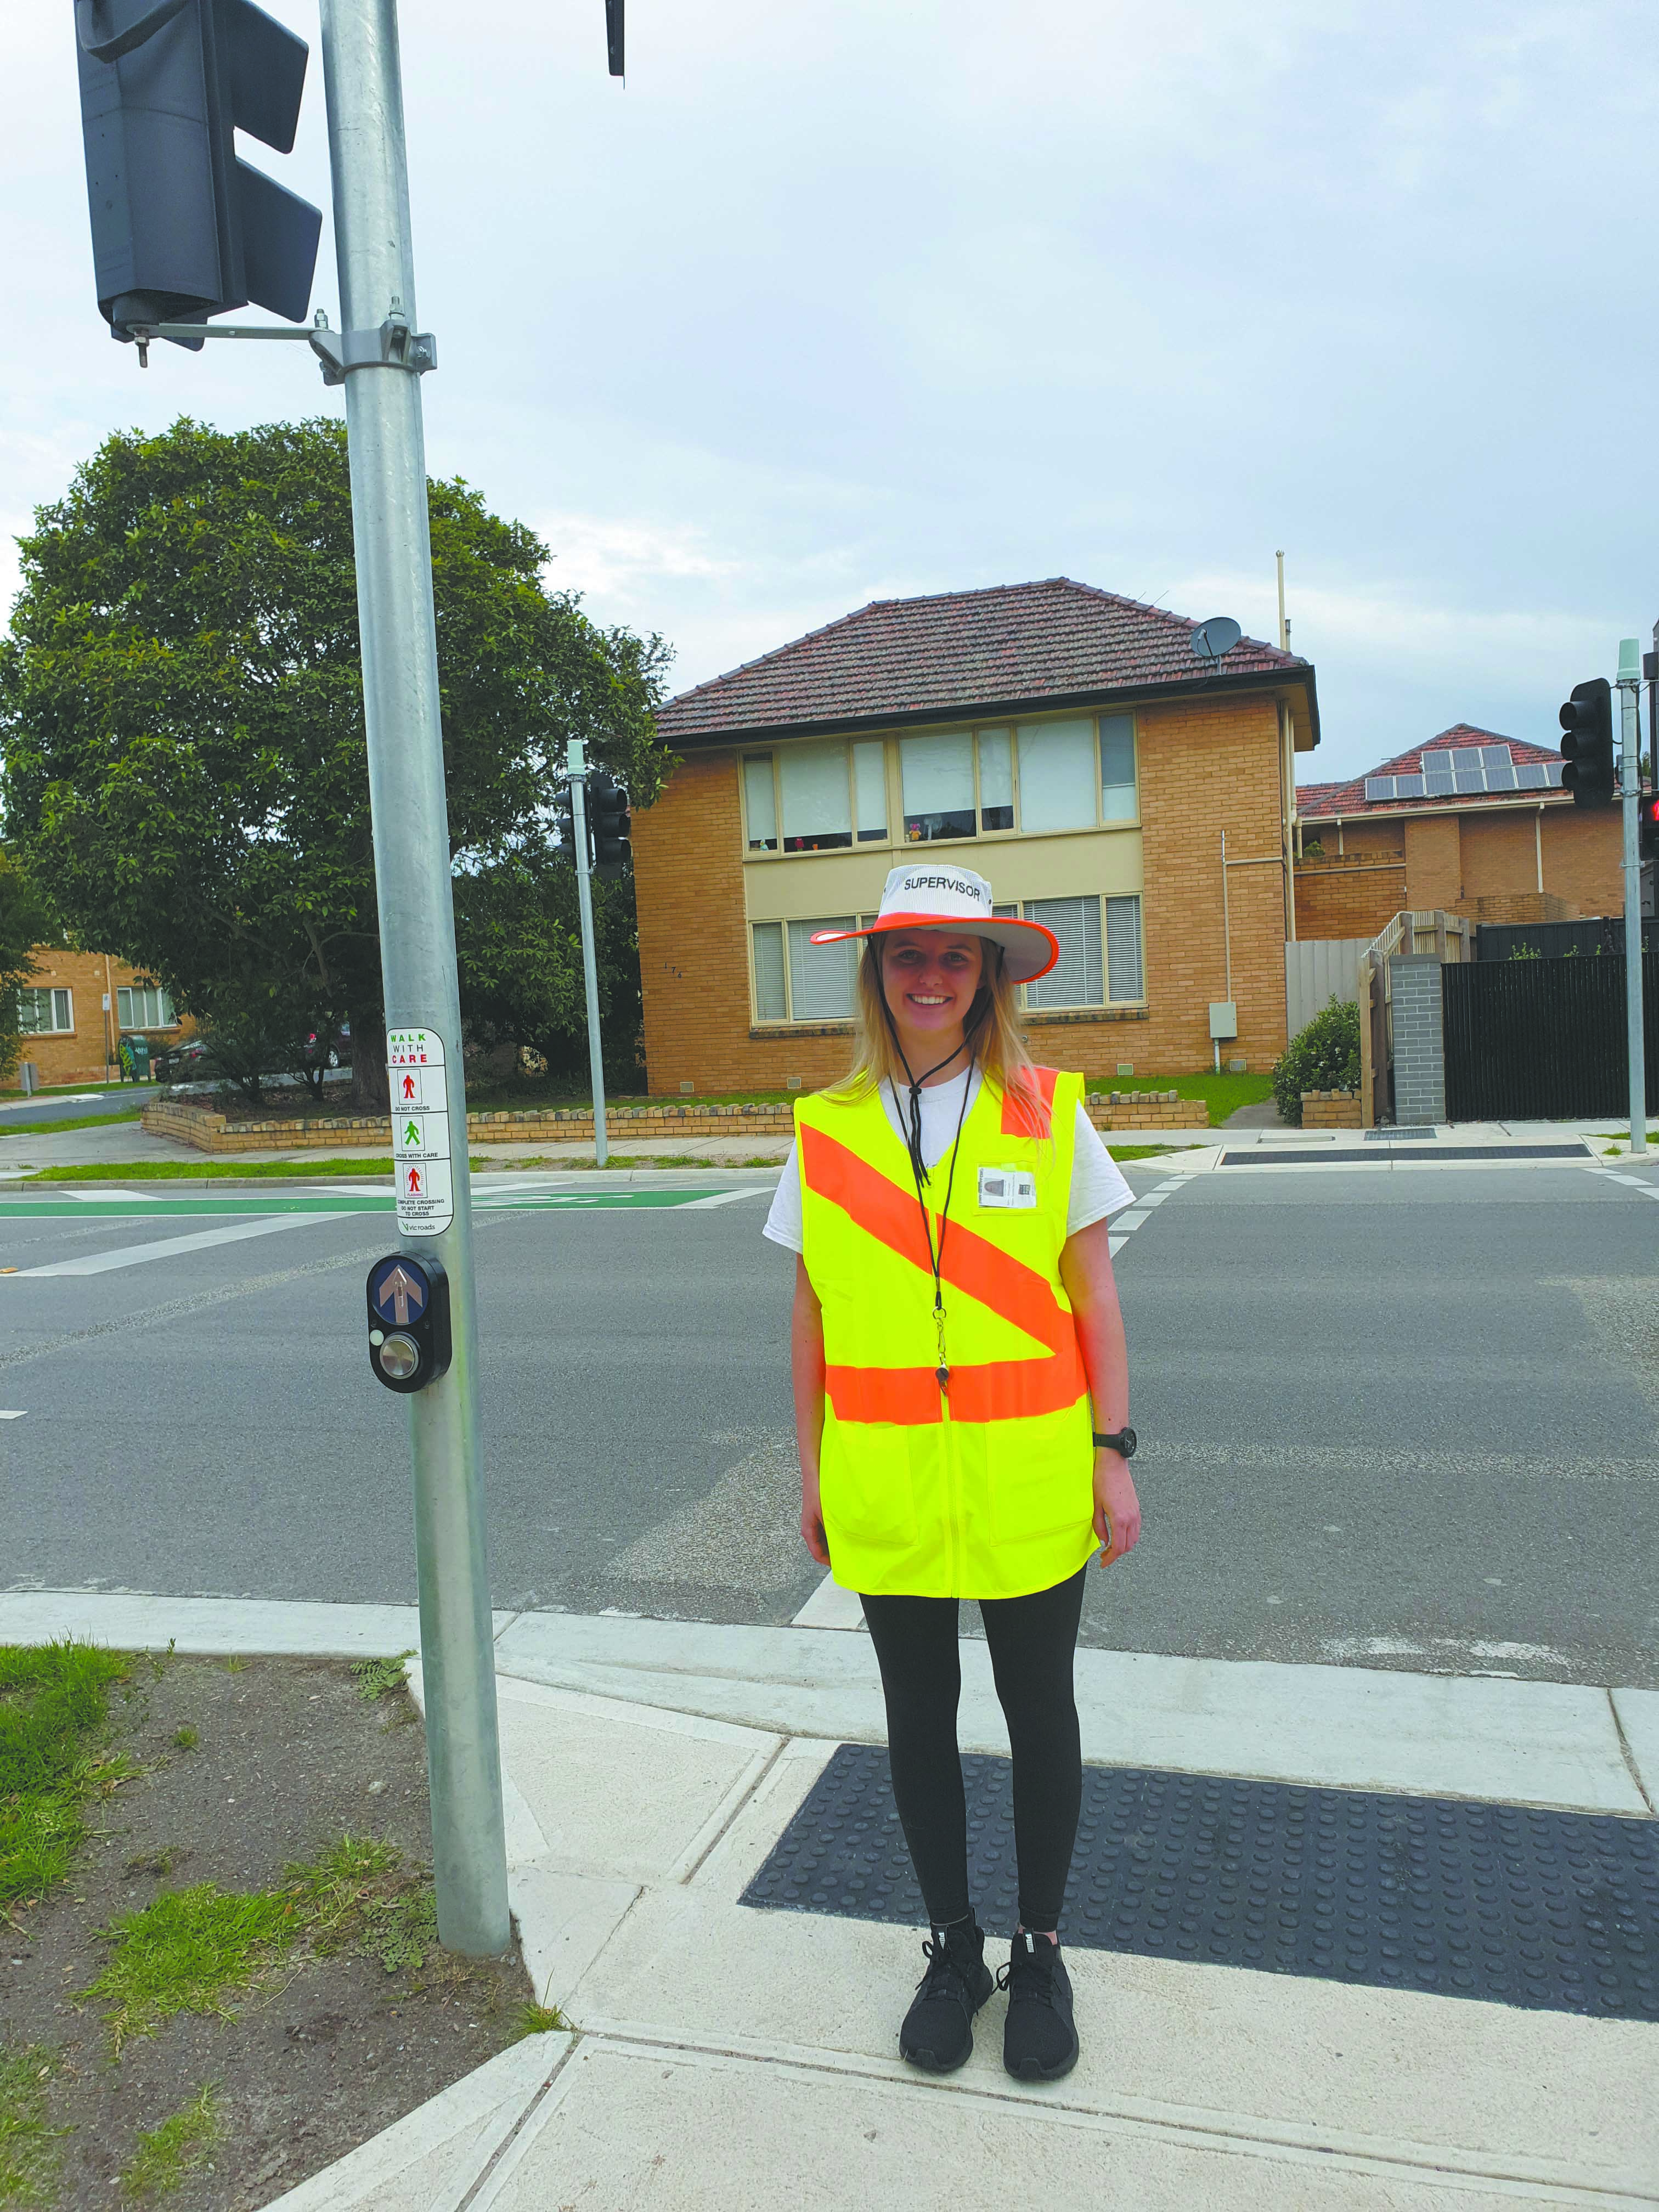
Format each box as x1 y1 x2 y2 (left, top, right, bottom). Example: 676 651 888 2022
1208 1002 1238 1042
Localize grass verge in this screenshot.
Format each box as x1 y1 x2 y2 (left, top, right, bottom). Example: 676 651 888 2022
0 1111 144 1139
1 1642 133 1912
120 2085 219 2199
0 2044 66 2207
25 1158 486 1182
1104 1144 1178 1162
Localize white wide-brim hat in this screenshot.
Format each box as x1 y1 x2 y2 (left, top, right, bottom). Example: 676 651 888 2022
810 864 1058 985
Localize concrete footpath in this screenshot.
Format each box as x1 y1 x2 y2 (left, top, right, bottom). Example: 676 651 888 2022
2 1590 1655 2210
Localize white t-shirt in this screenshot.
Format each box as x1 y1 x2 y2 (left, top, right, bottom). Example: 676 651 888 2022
762 1067 1135 1255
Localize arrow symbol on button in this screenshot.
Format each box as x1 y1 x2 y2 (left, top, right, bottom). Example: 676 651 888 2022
378 1263 425 1324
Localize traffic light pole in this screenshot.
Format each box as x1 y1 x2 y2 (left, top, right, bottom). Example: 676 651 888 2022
318 0 509 1955
1616 647 1647 1153
566 741 611 1166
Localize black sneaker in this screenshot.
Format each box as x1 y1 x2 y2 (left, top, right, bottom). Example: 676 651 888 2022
998 1931 1080 2081
898 1916 994 2073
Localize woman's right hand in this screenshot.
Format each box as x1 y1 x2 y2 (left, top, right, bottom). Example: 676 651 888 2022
800 1466 830 1566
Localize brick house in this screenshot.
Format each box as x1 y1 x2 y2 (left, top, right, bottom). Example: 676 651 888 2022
14 945 190 1087
1294 724 1623 941
631 578 1319 1092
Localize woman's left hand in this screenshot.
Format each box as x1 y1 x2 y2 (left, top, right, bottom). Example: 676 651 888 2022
1093 1447 1141 1567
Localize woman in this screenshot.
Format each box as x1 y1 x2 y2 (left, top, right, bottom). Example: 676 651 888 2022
763 861 1140 2083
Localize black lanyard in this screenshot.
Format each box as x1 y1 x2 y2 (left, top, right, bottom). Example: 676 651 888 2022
881 1007 980 1392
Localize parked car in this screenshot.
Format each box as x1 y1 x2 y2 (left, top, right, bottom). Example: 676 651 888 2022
303 1021 352 1070
151 1035 210 1082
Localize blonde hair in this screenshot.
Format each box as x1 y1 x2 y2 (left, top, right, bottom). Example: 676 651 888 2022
833 933 1040 1113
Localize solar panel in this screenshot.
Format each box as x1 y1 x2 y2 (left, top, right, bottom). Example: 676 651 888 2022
1451 748 1482 771
1480 745 1512 769
1424 763 1455 792
1516 763 1548 788
1363 776 1395 800
1453 770 1485 792
1395 774 1425 798
1485 763 1517 790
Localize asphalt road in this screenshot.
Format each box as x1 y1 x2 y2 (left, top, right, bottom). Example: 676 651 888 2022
2 1159 1656 1686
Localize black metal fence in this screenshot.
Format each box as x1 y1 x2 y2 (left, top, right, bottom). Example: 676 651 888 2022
1442 955 1658 1120
1476 917 1659 962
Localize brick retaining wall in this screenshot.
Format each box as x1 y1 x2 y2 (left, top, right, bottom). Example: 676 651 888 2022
1300 1089 1362 1129
145 1086 1201 1153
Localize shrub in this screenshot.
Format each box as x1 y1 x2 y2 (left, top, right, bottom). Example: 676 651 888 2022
1271 999 1361 1127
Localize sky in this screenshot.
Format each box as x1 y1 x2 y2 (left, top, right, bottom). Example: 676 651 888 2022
6 0 1657 789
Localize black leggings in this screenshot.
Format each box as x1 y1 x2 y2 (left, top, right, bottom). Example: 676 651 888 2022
860 1569 1086 1933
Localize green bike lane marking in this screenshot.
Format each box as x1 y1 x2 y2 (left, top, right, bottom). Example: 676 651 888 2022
0 1188 739 1220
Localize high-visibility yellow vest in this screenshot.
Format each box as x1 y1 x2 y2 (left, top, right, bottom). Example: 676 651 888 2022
797 1065 1097 1600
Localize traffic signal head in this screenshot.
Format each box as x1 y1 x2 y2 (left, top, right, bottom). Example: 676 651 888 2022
589 772 631 880
1639 792 1659 867
366 1253 452 1394
76 0 322 347
1558 676 1615 806
605 0 624 75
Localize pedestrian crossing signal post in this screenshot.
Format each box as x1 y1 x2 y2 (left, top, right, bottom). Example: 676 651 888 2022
1615 640 1647 1154
566 740 612 1167
71 0 514 1955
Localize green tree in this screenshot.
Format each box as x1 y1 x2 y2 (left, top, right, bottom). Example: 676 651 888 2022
0 418 672 1107
0 853 53 1082
453 854 643 1088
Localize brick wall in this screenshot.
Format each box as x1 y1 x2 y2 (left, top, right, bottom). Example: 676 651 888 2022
1302 1089 1362 1128
635 692 1296 1093
1293 853 1407 939
1402 815 1463 911
1538 806 1623 917
1389 956 1446 1124
13 946 194 1089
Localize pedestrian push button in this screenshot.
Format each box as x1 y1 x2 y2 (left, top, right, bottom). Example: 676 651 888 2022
366 1253 452 1393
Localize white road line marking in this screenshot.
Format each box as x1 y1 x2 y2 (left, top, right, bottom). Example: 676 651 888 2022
789 1575 867 1631
1108 1235 1127 1257
676 1188 769 1210
0 1411 25 1420
10 1214 323 1277
1113 1211 1149 1231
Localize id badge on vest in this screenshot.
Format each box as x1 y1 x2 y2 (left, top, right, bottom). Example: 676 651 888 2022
977 1164 1036 1211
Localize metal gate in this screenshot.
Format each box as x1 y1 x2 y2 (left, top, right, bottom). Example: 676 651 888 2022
1442 956 1658 1120
1285 938 1370 1038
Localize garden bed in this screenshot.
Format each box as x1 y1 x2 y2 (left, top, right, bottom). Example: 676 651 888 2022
0 1645 539 2210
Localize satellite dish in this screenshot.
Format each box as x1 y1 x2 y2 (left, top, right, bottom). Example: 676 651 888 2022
1192 616 1242 666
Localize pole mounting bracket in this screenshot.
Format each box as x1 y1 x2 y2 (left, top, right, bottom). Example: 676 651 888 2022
126 305 437 381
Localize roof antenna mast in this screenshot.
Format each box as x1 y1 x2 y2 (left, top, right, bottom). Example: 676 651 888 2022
1276 549 1289 652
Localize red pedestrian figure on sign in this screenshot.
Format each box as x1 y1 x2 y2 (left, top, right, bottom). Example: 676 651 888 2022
405 1167 421 1195
402 1073 416 1102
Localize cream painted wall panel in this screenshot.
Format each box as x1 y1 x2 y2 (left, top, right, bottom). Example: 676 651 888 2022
743 830 1143 921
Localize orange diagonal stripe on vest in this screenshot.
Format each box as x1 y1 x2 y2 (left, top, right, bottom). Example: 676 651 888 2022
799 1123 1083 1423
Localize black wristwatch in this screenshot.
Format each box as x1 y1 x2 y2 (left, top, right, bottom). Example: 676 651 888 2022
1093 1427 1136 1458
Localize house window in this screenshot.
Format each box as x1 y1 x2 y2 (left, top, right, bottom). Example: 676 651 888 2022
1105 894 1144 1000
748 714 1138 855
18 988 72 1034
1016 719 1098 833
899 727 1022 842
743 757 778 851
1099 715 1138 821
751 917 860 1022
1026 897 1103 1007
117 985 176 1029
1015 894 1146 1009
745 742 889 854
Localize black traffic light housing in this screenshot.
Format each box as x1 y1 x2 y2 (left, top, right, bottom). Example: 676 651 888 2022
76 0 322 347
366 1253 452 1394
1639 791 1659 869
605 0 624 75
1559 678 1615 806
556 778 581 865
589 773 631 880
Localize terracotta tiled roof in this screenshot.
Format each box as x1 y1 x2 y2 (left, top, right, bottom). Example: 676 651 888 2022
657 577 1308 741
1297 724 1563 818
